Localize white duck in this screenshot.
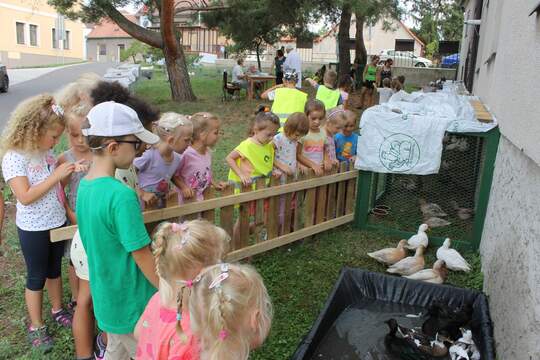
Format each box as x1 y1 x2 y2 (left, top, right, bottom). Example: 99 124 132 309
436 238 471 272
406 224 429 250
419 198 447 218
387 245 425 276
404 259 447 284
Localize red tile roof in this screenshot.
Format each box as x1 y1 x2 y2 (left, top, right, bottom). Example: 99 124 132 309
87 14 138 39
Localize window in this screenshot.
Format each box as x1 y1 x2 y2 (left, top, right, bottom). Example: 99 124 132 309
52 28 57 48
63 30 70 49
99 44 107 55
16 22 25 44
387 50 395 56
29 24 38 46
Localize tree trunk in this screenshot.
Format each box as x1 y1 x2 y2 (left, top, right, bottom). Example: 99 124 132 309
354 13 368 89
256 42 262 72
337 4 352 80
161 0 196 102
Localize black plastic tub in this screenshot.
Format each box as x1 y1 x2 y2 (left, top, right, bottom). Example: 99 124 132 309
292 267 495 360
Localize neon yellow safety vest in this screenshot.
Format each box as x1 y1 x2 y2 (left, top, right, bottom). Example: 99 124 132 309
227 138 274 184
316 85 340 110
271 87 308 131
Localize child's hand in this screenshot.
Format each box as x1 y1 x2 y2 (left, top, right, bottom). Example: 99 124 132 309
74 159 90 173
272 169 282 178
312 165 324 176
181 186 195 199
53 162 76 181
323 160 333 172
349 156 356 163
333 159 340 167
240 174 252 187
283 165 294 176
212 181 228 191
141 191 157 206
299 164 309 175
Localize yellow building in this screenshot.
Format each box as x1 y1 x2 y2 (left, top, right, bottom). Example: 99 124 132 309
0 0 85 67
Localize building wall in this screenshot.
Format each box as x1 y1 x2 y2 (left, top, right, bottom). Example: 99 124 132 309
459 1 540 358
0 0 85 67
86 38 135 63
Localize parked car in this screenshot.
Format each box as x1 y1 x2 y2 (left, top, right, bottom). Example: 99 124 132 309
441 53 460 68
0 64 8 93
378 49 433 67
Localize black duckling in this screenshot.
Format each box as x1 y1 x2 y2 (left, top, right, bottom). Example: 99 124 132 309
422 301 473 340
385 319 448 359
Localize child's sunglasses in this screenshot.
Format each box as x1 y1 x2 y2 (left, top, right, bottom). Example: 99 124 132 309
114 139 144 151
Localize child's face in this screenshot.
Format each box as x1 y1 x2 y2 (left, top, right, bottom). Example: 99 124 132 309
286 130 305 142
325 120 343 136
113 135 139 169
254 123 279 145
204 119 221 148
343 118 356 136
67 117 90 153
170 126 193 154
38 124 64 151
307 110 325 132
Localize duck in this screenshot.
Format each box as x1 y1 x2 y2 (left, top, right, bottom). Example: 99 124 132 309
404 260 447 284
399 178 417 190
367 240 408 266
436 238 471 272
424 216 452 228
449 329 480 360
406 223 429 250
387 245 425 276
419 198 447 218
384 319 448 359
422 301 473 340
449 200 475 220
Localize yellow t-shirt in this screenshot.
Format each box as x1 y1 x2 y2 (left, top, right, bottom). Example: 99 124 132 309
228 138 274 184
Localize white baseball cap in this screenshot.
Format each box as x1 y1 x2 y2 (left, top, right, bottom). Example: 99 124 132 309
83 101 159 145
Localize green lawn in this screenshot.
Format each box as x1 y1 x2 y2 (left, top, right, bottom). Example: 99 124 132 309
0 69 482 359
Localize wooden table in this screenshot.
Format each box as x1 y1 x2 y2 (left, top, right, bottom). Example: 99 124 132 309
246 74 276 100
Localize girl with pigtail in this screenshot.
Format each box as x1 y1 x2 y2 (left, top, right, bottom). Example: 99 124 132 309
135 220 230 359
189 263 273 360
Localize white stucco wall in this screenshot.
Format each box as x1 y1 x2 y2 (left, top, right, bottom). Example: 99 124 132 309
459 1 540 358
480 135 540 359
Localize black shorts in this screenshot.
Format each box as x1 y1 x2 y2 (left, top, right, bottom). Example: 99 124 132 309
363 80 375 89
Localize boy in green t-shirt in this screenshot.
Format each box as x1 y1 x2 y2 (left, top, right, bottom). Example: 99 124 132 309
76 101 160 359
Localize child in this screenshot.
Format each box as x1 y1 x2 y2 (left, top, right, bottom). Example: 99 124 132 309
273 112 309 180
322 107 347 169
261 69 308 131
297 99 328 176
391 77 403 92
56 73 101 113
306 69 342 110
134 113 193 209
226 109 280 187
135 220 230 360
77 101 160 359
189 263 273 360
335 110 359 163
378 77 394 104
173 112 227 203
0 94 75 352
338 75 353 109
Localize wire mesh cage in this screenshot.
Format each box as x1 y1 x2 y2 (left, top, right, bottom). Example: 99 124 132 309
354 128 500 250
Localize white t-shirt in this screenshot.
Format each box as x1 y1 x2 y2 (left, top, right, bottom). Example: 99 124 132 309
273 132 298 171
2 150 66 231
232 64 245 83
283 50 302 88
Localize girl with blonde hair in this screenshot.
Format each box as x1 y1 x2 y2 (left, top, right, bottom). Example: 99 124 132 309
55 72 101 114
1 94 75 352
189 263 273 360
135 220 230 359
134 112 193 209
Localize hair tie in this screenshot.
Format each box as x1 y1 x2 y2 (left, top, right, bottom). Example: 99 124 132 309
208 263 229 289
51 104 64 117
218 330 229 341
172 222 189 250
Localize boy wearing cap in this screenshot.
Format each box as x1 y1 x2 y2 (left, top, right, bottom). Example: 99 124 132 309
261 69 307 131
76 101 160 359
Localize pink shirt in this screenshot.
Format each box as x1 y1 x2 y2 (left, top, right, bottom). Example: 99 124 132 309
136 293 199 360
175 146 212 203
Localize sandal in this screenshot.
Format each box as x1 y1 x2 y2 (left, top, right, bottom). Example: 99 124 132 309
51 308 73 328
27 325 54 353
94 331 107 360
67 299 77 312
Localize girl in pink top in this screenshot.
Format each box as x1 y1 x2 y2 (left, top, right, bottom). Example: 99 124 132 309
134 220 230 360
174 113 228 203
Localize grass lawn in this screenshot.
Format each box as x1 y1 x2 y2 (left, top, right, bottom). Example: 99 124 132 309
0 69 482 359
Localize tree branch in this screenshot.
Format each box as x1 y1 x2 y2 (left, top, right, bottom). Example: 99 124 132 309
96 0 163 48
161 0 179 54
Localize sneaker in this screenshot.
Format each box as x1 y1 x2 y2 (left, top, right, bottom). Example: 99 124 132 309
27 325 54 353
94 332 107 360
51 308 73 328
67 299 77 312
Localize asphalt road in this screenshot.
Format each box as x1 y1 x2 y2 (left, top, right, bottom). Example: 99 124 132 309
0 62 112 130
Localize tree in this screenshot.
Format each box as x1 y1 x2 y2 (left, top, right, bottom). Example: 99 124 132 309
48 0 213 102
120 40 151 63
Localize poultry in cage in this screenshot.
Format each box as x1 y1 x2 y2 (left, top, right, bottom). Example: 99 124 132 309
450 200 475 220
424 217 452 228
436 238 471 272
404 259 448 284
367 239 407 266
387 245 425 276
406 223 429 249
419 198 448 218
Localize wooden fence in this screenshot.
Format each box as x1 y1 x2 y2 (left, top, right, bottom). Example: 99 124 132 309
50 163 358 262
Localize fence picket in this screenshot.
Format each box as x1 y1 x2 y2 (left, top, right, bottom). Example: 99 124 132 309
326 167 338 220
336 162 348 216
202 187 215 222
282 175 293 235
220 186 234 239
266 177 280 240
315 170 328 224
237 184 251 249
345 163 357 215
293 172 305 232
303 171 316 227
255 178 267 242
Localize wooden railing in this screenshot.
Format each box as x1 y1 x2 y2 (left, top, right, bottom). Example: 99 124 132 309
50 163 358 262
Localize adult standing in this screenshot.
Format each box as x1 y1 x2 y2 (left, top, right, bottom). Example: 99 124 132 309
232 58 248 89
282 45 302 88
379 58 393 87
274 49 286 85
